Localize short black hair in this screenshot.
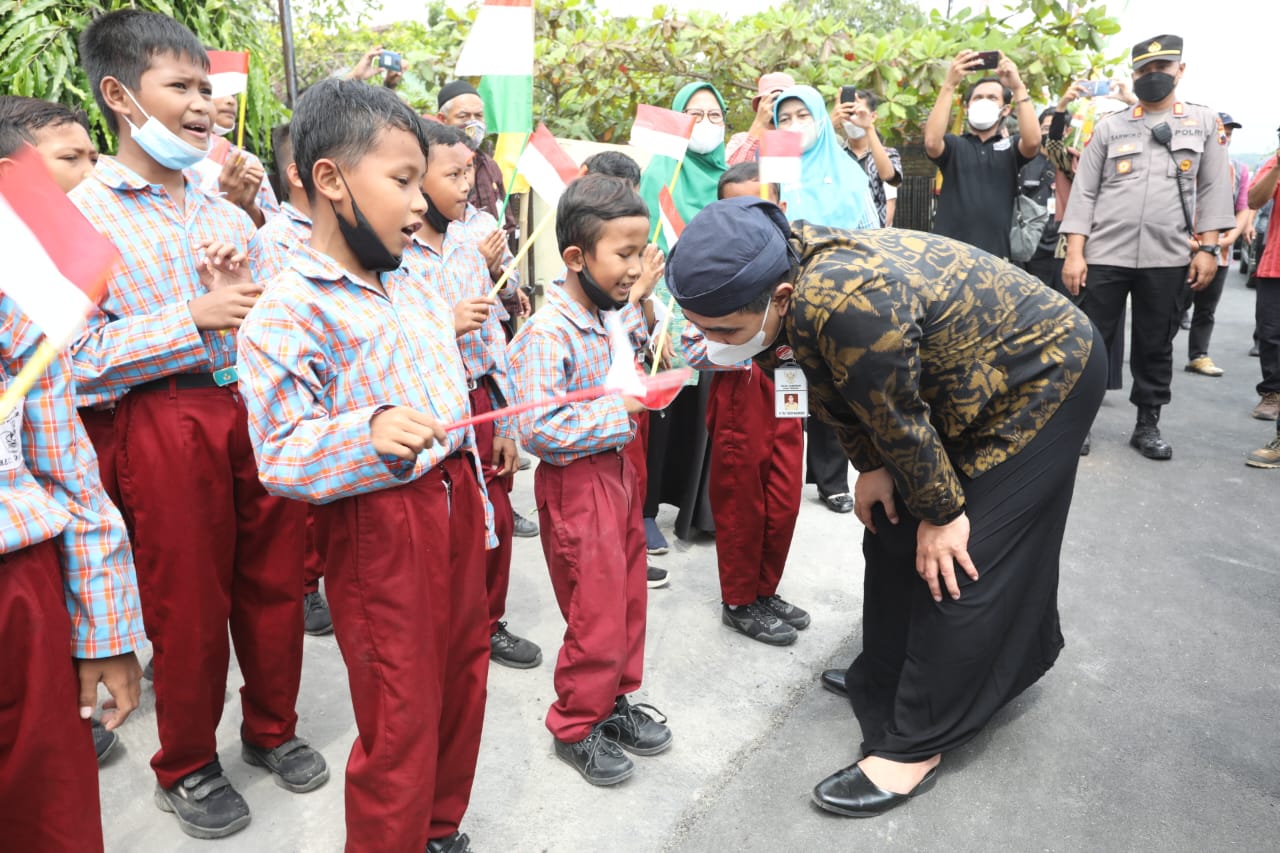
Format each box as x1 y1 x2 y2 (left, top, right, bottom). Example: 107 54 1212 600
271 122 292 200
582 150 641 187
966 76 1011 105
716 161 779 201
419 118 468 159
0 120 29 159
0 97 90 141
556 173 649 256
291 78 429 203
79 9 209 135
853 89 879 111
1038 107 1055 124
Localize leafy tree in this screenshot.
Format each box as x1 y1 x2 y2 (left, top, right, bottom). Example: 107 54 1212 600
784 0 926 33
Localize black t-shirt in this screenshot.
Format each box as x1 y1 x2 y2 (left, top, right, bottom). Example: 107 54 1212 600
930 132 1032 258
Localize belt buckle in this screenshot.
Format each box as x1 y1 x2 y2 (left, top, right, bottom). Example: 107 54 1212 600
466 377 479 391
212 367 238 387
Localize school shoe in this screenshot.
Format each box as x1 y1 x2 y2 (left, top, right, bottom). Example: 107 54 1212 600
601 695 673 756
812 763 939 818
647 565 669 589
426 831 471 853
1129 406 1172 460
512 510 539 538
1253 392 1280 421
554 724 635 786
1185 357 1224 376
303 590 333 636
241 737 330 793
517 455 532 471
820 669 848 697
155 760 251 839
759 594 811 630
92 719 118 763
722 601 797 646
1245 434 1280 468
820 492 854 514
1249 343 1260 357
644 518 669 555
490 622 542 668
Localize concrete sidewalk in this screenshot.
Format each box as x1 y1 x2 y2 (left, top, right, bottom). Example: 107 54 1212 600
99 269 1278 852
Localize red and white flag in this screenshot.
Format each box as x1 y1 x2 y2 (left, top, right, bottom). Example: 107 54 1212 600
515 123 580 205
0 145 120 346
208 50 250 98
630 105 695 161
759 130 803 185
657 186 685 248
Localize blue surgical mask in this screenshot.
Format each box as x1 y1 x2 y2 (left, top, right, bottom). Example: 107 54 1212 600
704 301 774 366
122 87 209 170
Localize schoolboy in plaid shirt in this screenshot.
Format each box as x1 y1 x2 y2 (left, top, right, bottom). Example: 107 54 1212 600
0 244 144 846
509 175 673 788
70 10 324 840
237 80 493 853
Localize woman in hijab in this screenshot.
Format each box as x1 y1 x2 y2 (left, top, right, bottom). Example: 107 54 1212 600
773 85 879 516
636 82 728 547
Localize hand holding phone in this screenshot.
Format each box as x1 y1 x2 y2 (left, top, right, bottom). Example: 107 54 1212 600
1079 80 1111 98
975 50 1000 70
378 51 402 73
839 85 859 104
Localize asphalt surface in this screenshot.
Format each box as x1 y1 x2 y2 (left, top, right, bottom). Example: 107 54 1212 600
99 267 1277 852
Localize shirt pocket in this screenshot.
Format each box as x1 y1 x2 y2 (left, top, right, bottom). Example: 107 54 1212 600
1166 133 1205 179
1105 139 1144 182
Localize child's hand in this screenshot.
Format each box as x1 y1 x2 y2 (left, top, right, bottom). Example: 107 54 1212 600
196 240 250 290
632 244 664 303
219 153 257 210
453 296 493 336
622 395 646 414
370 406 447 461
478 230 507 277
188 283 262 330
75 652 141 732
492 435 519 476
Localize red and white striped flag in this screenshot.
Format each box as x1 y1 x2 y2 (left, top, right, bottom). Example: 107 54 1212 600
657 186 685 248
630 105 695 161
515 123 580 205
0 145 120 347
759 130 803 185
208 50 250 98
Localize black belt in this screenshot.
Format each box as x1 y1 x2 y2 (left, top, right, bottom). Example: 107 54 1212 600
132 371 235 394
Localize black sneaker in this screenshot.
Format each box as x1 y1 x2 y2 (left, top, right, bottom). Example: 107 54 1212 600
512 510 539 538
602 695 673 756
722 601 797 646
554 726 634 786
303 590 334 636
426 830 471 853
759 594 811 630
241 737 330 793
647 565 669 589
490 622 542 669
92 719 118 763
154 761 251 839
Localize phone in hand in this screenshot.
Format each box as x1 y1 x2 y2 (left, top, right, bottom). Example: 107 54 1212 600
1079 80 1111 98
975 50 1001 70
839 85 859 104
377 51 402 73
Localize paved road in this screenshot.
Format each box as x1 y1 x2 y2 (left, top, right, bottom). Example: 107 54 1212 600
100 269 1277 852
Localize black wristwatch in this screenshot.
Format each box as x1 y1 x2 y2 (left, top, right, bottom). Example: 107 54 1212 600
1197 243 1218 255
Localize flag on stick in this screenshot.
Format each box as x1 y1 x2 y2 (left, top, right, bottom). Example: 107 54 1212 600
657 186 685 249
759 130 803 185
208 50 250 98
515 123 579 205
629 105 695 161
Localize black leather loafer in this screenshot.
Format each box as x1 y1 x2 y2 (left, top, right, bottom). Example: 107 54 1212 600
820 669 848 697
812 764 938 818
820 492 855 514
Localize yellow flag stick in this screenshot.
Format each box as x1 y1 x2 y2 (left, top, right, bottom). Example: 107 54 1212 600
0 340 59 422
650 157 687 244
648 294 677 377
234 89 248 150
488 208 555 300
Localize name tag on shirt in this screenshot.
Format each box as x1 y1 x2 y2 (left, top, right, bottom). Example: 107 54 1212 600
0 405 23 472
774 365 808 418
993 139 1012 152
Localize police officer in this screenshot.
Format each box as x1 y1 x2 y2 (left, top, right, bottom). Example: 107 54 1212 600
1061 34 1235 459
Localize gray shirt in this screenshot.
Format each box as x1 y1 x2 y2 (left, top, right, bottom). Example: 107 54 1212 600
1060 101 1235 268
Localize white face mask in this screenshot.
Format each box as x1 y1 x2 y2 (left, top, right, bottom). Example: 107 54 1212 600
786 119 820 152
967 99 1003 131
212 123 234 137
687 119 725 154
843 122 866 140
704 301 774 366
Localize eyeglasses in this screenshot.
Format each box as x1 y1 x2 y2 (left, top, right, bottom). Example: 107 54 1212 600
684 109 725 125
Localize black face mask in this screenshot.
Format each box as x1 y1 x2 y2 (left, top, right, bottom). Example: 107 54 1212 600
332 168 401 273
420 190 455 236
1133 71 1176 104
577 258 628 311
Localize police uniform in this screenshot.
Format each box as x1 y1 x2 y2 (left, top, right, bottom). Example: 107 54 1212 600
1060 35 1235 457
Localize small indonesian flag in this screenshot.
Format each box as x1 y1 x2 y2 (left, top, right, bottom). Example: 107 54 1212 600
759 130 803 185
208 50 250 98
455 0 533 78
657 186 685 248
0 145 120 346
516 123 579 205
630 105 695 161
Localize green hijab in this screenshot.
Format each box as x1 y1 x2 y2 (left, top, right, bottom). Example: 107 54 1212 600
639 82 728 249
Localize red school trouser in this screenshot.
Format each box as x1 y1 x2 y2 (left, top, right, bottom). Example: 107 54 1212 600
535 450 648 742
470 382 515 633
303 510 324 594
706 366 805 606
313 455 489 852
78 407 123 510
115 382 306 789
621 409 649 509
0 540 103 853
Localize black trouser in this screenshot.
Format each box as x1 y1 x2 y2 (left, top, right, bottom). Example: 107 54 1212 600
805 418 849 497
1080 264 1188 407
1258 277 1280 395
1187 266 1229 360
